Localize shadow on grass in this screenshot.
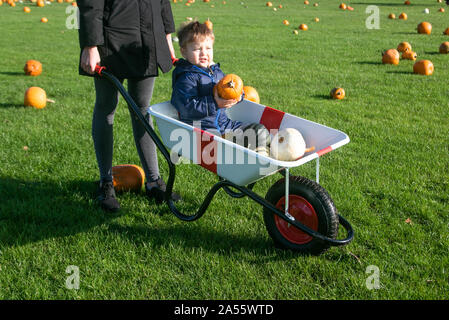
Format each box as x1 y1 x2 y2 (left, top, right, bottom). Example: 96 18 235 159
356 61 382 65
0 176 343 260
392 32 417 35
312 94 331 100
386 71 414 75
424 51 440 55
0 177 117 247
105 222 306 261
0 103 25 108
351 2 430 6
0 72 23 76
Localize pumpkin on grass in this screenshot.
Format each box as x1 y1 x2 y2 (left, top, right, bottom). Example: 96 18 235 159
24 60 42 76
399 12 407 20
243 86 260 104
330 87 345 100
439 41 449 54
413 60 434 75
417 22 432 34
24 87 54 109
204 18 213 30
402 50 417 60
382 49 400 65
397 42 412 53
214 74 243 100
112 164 145 192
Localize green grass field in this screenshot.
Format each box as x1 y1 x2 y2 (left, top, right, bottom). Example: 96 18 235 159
0 0 448 300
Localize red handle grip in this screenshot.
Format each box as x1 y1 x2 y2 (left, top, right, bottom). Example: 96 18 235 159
94 65 106 75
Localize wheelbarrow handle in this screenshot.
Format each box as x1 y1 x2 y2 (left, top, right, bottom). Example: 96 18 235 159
94 65 106 76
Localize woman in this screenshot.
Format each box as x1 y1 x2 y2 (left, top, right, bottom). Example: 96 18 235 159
78 0 180 212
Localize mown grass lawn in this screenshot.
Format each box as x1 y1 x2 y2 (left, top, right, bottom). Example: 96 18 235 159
0 0 448 300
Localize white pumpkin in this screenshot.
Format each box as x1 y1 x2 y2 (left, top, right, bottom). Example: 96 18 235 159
270 128 306 161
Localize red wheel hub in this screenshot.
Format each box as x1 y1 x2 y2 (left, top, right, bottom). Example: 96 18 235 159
275 195 318 244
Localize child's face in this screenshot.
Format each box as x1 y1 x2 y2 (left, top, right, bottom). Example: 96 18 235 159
181 36 214 69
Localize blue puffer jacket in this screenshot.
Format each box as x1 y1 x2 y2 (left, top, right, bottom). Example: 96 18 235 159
171 59 242 135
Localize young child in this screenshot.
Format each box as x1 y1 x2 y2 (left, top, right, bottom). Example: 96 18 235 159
171 21 269 155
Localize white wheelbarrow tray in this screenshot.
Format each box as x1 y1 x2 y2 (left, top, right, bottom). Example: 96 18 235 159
148 99 349 186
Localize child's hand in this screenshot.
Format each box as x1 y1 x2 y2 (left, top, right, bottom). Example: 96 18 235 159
214 88 238 109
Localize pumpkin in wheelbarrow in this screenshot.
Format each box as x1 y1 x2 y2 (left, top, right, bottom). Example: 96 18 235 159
112 164 145 192
243 86 260 104
270 128 306 161
214 74 244 100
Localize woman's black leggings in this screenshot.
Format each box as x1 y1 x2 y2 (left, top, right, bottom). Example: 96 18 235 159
92 76 160 183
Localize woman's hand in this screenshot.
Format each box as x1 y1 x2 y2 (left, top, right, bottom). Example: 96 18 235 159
214 88 238 109
81 46 101 74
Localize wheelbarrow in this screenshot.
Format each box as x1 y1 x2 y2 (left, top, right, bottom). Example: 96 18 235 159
95 66 354 255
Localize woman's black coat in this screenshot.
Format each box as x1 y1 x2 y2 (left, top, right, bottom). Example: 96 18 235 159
77 0 176 78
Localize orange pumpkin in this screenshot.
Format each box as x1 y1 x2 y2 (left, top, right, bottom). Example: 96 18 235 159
112 164 145 192
399 12 407 20
439 8 445 13
299 24 308 31
402 50 417 60
24 87 47 109
266 2 272 7
330 87 345 100
404 0 411 4
413 60 434 75
439 41 449 54
444 28 449 35
388 13 396 19
283 20 289 26
204 18 213 30
243 86 260 104
23 6 31 12
314 17 320 22
382 49 400 65
417 22 432 34
304 1 309 4
41 17 48 23
397 42 412 53
37 0 44 7
24 60 42 76
215 74 244 100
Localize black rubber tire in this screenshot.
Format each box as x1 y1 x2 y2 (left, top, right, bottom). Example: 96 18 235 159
263 176 339 255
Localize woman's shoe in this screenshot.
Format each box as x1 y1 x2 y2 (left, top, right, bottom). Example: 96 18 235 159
145 177 182 204
97 181 120 212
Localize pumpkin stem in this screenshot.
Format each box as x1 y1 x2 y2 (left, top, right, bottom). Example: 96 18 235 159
46 98 55 103
305 146 315 153
227 80 235 88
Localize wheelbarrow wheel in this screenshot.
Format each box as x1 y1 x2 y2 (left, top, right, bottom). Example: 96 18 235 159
263 176 339 255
